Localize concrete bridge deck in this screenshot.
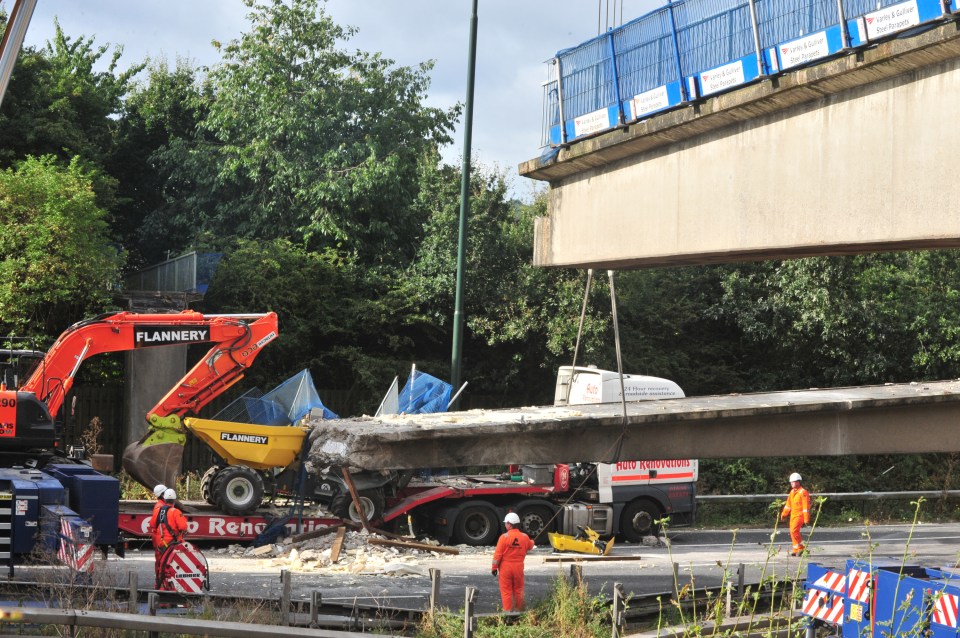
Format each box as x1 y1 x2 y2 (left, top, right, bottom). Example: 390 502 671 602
521 21 960 269
307 379 960 470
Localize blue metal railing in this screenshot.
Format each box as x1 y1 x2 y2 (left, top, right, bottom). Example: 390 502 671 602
541 0 951 148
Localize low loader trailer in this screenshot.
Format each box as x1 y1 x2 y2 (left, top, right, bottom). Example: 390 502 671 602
117 501 339 543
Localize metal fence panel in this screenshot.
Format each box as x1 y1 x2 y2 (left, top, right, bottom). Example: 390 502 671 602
756 0 839 47
675 0 756 76
125 252 223 293
614 8 680 98
557 36 618 123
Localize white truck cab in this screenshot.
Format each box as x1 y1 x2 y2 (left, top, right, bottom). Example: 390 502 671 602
552 365 698 541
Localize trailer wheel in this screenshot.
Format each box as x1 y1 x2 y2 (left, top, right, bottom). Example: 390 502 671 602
213 466 264 516
517 505 554 542
453 506 499 546
332 488 385 524
620 499 662 543
200 465 222 506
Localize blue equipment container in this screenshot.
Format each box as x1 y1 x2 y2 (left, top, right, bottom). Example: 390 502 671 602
805 560 960 638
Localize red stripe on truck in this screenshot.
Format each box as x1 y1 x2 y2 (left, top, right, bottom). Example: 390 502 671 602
611 472 695 482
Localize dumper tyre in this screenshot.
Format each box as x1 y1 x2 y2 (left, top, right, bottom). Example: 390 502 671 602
332 488 385 523
200 465 222 506
620 499 662 543
453 505 499 546
517 504 555 542
212 465 264 516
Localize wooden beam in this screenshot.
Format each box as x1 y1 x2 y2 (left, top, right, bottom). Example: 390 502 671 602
329 527 347 563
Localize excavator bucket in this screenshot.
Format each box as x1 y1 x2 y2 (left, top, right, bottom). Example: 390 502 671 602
121 415 187 491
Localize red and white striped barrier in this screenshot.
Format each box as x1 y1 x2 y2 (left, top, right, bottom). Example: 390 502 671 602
933 591 959 628
847 568 872 603
803 588 845 624
57 518 95 573
813 569 847 595
157 542 209 593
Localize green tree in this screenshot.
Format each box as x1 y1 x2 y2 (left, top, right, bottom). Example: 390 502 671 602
717 253 960 388
111 59 205 268
0 156 123 339
157 0 459 265
404 163 602 404
595 266 759 396
0 20 141 170
201 239 416 413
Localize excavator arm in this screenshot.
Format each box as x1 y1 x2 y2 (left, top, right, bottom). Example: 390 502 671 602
121 312 279 489
9 310 278 489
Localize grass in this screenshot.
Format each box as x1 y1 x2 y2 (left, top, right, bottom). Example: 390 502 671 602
119 470 204 501
696 496 960 529
417 576 610 638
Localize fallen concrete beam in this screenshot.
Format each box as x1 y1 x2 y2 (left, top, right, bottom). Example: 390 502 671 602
306 380 960 470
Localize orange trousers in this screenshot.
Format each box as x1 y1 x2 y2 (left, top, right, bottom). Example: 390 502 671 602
498 562 526 611
789 517 804 553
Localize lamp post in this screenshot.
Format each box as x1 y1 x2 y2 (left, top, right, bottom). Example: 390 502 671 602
450 0 478 409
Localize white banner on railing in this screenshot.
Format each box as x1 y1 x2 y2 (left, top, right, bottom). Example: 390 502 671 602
699 60 745 96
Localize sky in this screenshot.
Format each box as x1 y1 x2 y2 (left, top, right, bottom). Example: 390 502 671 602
16 0 661 200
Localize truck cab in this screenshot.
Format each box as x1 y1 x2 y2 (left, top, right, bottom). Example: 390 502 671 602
554 366 697 542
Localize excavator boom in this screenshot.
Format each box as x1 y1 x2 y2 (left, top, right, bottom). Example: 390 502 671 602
8 310 278 490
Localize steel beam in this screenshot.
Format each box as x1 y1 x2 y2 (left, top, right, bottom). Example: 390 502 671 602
307 380 960 470
0 0 37 110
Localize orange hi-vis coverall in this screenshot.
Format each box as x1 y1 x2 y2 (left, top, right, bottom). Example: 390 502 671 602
492 528 535 611
149 505 188 553
149 498 166 560
781 486 811 554
150 504 189 587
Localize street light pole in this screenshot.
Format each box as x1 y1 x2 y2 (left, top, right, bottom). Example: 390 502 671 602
450 0 478 410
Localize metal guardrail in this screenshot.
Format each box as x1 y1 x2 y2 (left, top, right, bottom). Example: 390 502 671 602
0 606 398 637
698 490 960 503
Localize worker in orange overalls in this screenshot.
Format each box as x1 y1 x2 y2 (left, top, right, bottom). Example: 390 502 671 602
780 472 810 556
491 512 535 611
150 488 189 587
149 484 167 561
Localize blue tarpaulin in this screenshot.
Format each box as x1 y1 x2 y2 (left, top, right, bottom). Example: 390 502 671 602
398 369 452 415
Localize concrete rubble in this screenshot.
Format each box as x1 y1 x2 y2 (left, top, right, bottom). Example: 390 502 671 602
212 527 487 577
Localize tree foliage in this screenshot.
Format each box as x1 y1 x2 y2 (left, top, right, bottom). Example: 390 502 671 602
154 0 459 266
0 20 141 171
110 59 205 268
0 156 123 339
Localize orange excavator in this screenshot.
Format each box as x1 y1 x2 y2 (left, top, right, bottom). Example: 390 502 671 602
0 310 278 490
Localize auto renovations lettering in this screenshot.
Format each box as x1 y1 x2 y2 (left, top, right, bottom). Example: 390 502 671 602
220 432 268 445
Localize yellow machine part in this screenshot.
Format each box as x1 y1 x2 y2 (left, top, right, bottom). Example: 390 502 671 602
182 418 308 470
547 529 615 556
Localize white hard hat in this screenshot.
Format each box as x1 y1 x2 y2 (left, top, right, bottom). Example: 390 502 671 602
504 512 520 525
789 472 802 482
153 484 167 498
163 488 177 501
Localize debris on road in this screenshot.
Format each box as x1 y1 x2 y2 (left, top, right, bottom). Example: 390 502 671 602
215 526 480 576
